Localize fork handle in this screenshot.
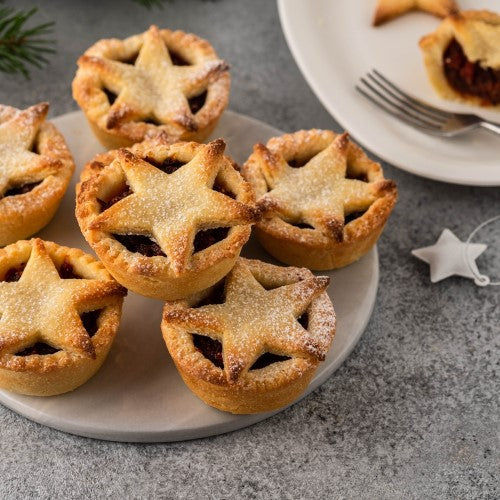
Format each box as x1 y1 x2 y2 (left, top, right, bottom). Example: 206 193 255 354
480 120 500 136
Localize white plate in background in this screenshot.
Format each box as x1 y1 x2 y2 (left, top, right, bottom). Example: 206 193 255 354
278 0 500 186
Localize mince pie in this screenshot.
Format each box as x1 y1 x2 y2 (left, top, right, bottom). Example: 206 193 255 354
242 130 397 270
76 137 260 300
72 25 230 149
420 10 500 107
0 103 74 246
373 0 458 26
0 239 126 396
161 258 335 414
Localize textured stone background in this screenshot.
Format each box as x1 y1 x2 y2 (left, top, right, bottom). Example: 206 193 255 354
0 1 498 498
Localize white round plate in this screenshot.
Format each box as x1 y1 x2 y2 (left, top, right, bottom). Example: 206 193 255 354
0 110 378 442
278 0 500 186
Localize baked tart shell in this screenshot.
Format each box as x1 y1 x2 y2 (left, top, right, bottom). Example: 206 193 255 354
253 214 389 270
162 258 336 414
0 239 126 396
171 348 318 414
0 115 75 246
72 27 230 149
76 138 258 300
243 130 397 270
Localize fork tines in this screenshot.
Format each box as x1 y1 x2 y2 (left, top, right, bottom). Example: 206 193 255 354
356 69 452 133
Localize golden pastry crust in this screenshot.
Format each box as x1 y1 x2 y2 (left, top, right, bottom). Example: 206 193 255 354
0 239 126 396
161 258 336 414
242 130 397 270
0 103 75 246
72 25 230 149
76 136 260 300
373 0 458 26
419 10 500 108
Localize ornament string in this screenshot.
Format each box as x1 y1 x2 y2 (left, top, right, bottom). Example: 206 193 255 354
465 214 500 287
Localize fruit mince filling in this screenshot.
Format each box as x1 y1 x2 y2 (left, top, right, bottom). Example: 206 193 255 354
144 157 185 174
193 334 224 368
443 38 500 105
16 342 60 356
58 258 81 279
113 233 166 257
3 263 26 282
80 309 103 337
192 334 290 371
193 227 230 252
97 185 132 212
2 181 42 199
188 91 207 114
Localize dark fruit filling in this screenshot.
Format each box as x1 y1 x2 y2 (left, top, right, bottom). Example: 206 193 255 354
192 334 291 371
288 156 312 168
188 90 207 114
192 334 223 368
103 87 117 105
194 280 226 307
80 309 103 337
3 181 42 198
98 185 132 212
120 53 138 65
193 227 230 252
144 117 161 125
344 211 366 224
16 342 60 356
443 38 500 105
113 233 166 257
3 263 26 282
250 352 291 370
346 171 368 182
169 50 190 66
58 258 81 279
292 222 314 230
213 181 236 199
144 156 185 174
297 311 308 329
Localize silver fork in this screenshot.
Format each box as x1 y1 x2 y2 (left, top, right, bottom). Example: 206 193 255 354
356 69 500 138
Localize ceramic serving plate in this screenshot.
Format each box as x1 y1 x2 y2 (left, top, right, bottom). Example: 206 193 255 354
0 110 378 442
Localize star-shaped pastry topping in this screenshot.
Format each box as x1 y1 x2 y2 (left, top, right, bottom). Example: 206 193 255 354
165 259 331 382
412 229 487 283
0 103 62 198
373 0 458 26
256 133 388 241
79 25 228 133
90 139 259 274
0 239 125 358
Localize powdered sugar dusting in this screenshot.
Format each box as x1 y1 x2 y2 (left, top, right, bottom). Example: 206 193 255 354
0 240 123 366
257 132 378 234
77 25 229 134
167 258 336 382
0 103 55 198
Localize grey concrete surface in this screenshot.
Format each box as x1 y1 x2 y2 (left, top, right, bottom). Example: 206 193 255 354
0 0 498 498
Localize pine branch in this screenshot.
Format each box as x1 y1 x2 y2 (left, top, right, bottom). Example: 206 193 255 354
0 6 55 78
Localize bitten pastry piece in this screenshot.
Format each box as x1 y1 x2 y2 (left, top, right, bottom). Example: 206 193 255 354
76 136 260 300
242 130 397 270
72 25 230 149
0 239 126 396
373 0 458 26
0 103 74 246
162 258 336 414
420 10 500 107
